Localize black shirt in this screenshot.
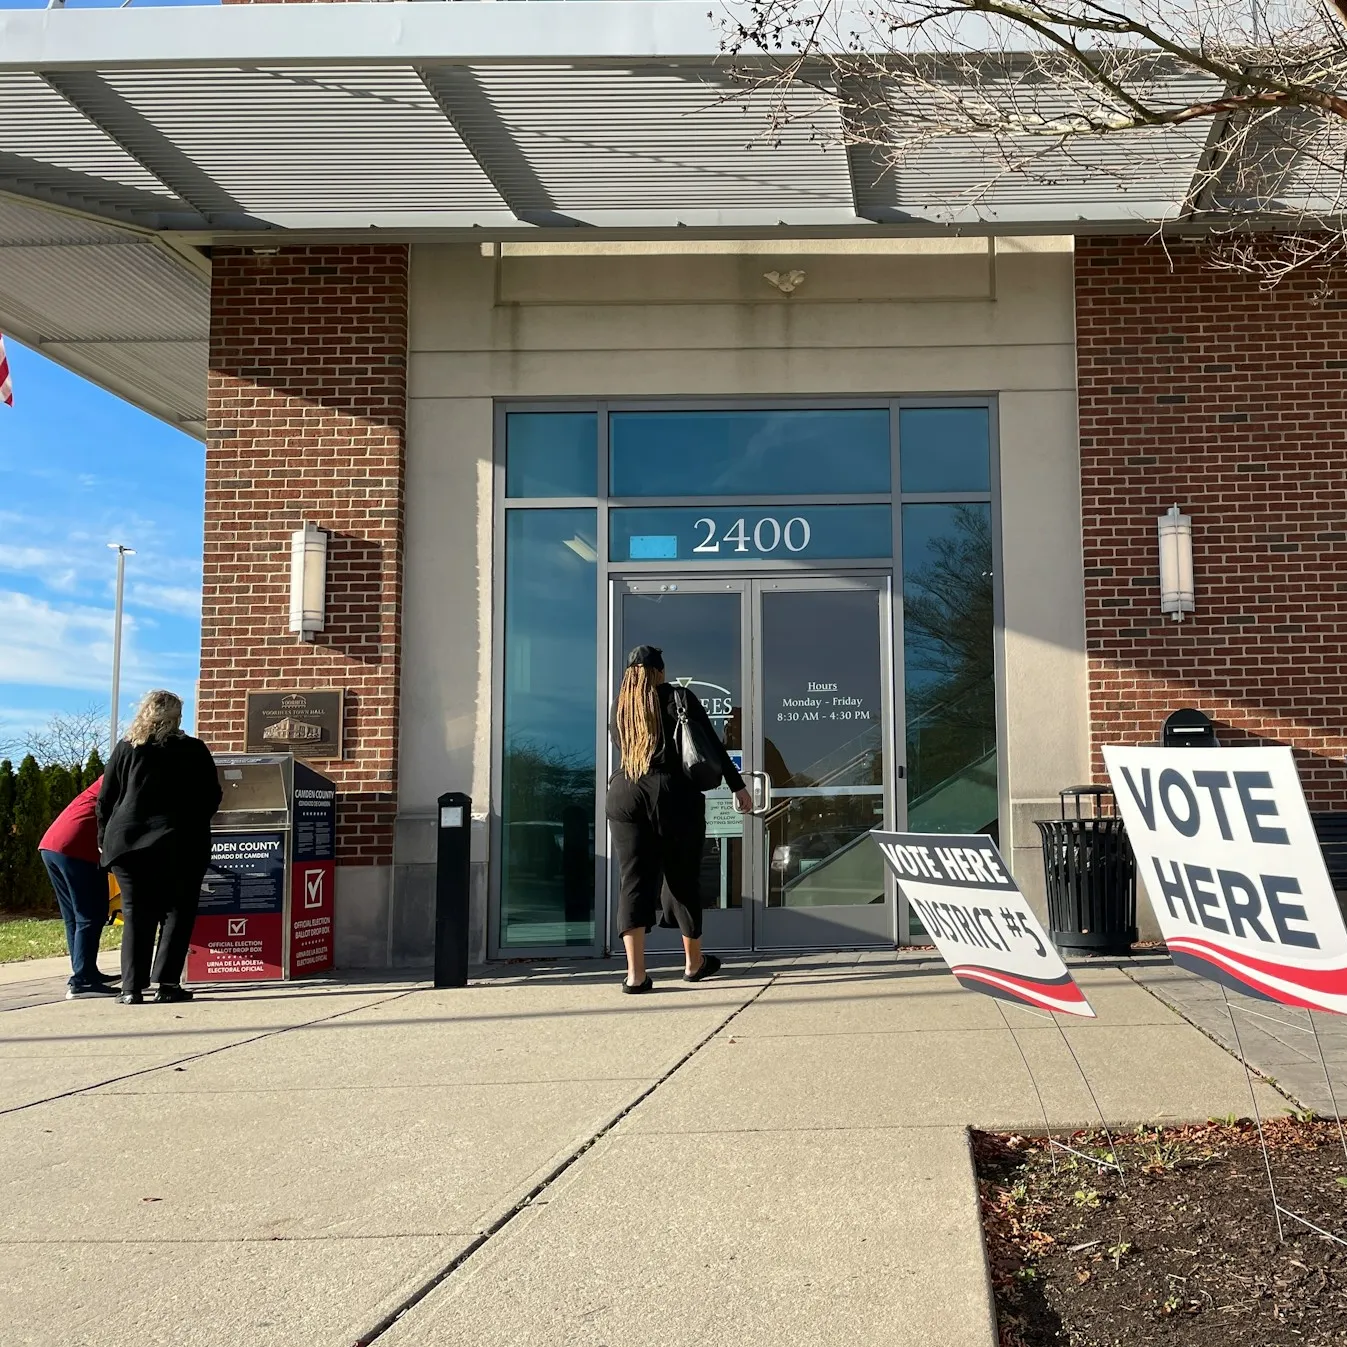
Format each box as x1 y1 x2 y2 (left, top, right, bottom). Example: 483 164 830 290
611 683 746 792
97 734 223 868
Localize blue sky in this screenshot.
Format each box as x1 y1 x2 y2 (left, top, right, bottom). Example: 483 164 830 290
0 0 219 756
0 338 204 751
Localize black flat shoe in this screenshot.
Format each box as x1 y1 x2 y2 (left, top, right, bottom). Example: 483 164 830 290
154 985 194 1004
621 976 654 995
683 954 722 983
117 991 144 1005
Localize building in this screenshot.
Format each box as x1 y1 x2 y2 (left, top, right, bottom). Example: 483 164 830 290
3 2 1345 967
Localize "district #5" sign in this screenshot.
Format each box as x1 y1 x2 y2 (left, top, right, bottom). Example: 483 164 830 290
1104 745 1347 1013
872 830 1095 1017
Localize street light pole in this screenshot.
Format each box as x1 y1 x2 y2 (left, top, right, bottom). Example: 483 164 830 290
107 543 135 755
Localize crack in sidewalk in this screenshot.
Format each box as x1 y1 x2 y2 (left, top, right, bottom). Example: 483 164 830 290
352 974 780 1347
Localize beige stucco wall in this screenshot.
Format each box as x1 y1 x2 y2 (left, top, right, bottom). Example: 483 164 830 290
396 237 1090 963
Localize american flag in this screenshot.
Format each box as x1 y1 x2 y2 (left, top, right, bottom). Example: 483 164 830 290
0 333 11 407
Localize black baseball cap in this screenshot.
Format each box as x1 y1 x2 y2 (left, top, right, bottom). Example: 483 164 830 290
626 645 665 671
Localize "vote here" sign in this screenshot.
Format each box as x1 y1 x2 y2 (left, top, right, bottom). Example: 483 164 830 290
873 830 1095 1018
1104 745 1347 1013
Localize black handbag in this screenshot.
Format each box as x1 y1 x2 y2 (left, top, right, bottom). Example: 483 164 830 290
670 687 725 792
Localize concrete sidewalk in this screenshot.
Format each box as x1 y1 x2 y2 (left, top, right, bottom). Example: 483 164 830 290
1125 959 1347 1118
1 953 1286 1347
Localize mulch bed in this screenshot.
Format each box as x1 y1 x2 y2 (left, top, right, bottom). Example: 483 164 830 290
975 1119 1347 1346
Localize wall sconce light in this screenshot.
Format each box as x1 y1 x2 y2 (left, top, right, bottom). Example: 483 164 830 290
289 522 328 641
1158 505 1194 622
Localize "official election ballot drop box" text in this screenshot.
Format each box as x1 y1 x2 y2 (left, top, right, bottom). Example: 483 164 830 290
187 753 337 983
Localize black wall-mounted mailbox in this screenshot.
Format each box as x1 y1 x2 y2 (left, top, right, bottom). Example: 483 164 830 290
1161 707 1218 748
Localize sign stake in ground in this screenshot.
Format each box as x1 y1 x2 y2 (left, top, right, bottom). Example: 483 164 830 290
872 829 1123 1179
1105 744 1347 1245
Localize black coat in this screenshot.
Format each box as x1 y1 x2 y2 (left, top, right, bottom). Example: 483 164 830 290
97 734 223 869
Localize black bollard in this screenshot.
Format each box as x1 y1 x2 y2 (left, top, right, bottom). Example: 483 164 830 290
434 791 471 988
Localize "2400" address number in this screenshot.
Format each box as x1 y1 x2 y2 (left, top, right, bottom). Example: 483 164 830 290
692 516 813 555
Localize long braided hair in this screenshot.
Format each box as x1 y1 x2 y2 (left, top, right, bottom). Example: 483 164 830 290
616 664 665 779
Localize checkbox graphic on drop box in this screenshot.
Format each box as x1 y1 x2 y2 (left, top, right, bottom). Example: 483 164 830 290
228 918 247 937
304 870 324 909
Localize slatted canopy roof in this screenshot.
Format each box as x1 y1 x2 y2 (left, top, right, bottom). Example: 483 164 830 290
0 1 1333 433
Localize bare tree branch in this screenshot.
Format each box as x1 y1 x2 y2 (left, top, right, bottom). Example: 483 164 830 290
719 0 1347 280
21 704 109 770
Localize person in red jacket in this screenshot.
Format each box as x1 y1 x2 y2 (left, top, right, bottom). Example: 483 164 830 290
39 776 119 999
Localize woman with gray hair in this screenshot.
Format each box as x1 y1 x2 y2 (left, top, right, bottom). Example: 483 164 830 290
97 690 222 1004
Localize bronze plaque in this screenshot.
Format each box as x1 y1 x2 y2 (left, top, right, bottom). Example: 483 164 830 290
245 690 344 759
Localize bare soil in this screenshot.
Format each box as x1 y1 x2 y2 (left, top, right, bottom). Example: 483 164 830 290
975 1119 1347 1346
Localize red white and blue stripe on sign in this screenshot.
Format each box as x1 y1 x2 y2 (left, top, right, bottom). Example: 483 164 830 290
1166 935 1347 1014
950 965 1097 1017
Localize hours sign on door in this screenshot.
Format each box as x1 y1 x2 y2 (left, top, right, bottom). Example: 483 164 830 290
777 680 874 724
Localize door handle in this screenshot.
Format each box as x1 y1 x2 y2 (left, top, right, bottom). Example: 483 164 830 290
744 771 772 815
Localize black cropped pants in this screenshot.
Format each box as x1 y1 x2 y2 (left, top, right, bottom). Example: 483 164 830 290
607 769 706 940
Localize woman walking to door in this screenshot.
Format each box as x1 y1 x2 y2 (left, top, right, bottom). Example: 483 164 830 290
607 645 752 993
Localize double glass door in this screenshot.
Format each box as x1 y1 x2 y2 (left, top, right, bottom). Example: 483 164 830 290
611 576 896 950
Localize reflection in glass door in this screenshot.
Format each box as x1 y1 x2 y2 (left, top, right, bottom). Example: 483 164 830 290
755 582 891 947
610 577 894 951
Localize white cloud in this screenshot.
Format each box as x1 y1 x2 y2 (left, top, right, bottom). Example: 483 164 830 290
0 544 80 592
0 592 116 692
0 512 201 611
0 591 189 696
128 581 202 619
0 545 60 570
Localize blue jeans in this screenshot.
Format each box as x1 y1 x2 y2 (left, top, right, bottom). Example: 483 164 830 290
40 851 109 988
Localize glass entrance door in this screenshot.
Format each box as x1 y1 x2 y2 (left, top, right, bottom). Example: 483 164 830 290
754 580 892 947
611 576 895 951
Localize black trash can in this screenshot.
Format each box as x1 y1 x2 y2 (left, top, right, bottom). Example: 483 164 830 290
1035 786 1137 956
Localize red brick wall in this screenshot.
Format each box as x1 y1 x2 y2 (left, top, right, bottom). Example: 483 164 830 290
203 245 409 864
1077 237 1347 805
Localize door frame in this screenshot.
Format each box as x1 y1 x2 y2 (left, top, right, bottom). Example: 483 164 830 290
609 576 755 952
750 573 897 950
487 395 1004 962
604 569 903 953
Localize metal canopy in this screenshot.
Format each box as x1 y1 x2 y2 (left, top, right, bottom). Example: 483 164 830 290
0 195 209 435
0 2 1322 432
0 4 1235 235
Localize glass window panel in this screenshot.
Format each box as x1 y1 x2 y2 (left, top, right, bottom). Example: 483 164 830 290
500 509 598 947
609 505 892 562
902 503 998 846
506 412 597 497
610 409 890 496
899 407 990 494
759 589 887 912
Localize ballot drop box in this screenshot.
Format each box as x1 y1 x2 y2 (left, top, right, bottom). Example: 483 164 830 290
187 754 337 983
